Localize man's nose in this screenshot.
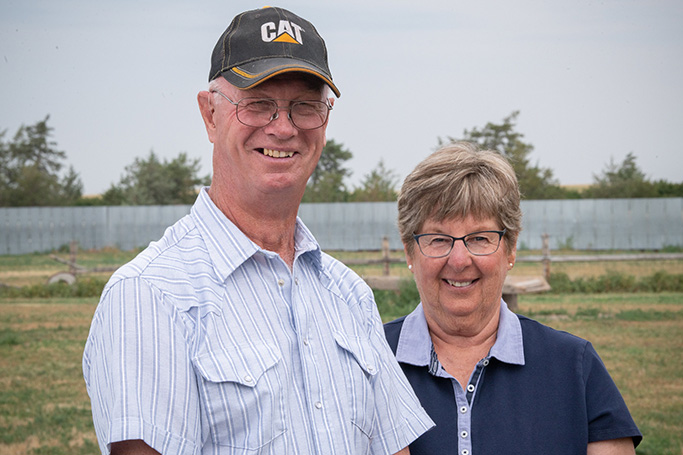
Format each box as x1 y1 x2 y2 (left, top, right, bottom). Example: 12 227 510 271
265 107 297 134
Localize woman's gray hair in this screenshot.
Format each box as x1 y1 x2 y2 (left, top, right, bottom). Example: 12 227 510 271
397 141 522 255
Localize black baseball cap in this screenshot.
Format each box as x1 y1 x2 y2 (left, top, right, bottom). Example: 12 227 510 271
209 6 341 97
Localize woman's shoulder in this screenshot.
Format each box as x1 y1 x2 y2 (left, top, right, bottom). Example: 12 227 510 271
516 313 591 351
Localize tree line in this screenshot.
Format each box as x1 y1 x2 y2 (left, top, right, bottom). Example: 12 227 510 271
1 113 681 207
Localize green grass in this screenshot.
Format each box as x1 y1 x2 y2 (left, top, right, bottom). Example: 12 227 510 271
0 298 100 454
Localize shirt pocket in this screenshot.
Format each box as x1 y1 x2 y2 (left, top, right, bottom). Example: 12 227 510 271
193 342 286 449
333 331 380 442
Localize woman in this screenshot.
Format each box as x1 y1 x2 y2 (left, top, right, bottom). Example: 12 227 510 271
384 142 641 455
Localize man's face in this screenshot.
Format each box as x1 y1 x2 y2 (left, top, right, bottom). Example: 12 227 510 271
199 75 331 200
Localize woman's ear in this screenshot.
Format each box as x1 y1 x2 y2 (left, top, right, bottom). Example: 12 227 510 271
507 244 517 271
404 244 413 272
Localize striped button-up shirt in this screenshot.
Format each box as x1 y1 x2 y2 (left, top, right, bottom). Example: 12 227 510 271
83 189 434 455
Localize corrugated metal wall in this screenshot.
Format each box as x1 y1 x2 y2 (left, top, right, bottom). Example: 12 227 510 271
1 198 681 255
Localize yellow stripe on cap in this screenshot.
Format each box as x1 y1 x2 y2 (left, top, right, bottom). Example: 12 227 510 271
230 67 340 97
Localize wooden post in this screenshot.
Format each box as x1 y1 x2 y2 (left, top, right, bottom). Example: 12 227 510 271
69 241 78 276
382 236 390 276
542 233 550 281
505 293 518 312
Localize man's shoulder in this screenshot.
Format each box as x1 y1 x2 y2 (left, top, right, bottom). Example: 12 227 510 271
108 214 207 284
319 252 369 288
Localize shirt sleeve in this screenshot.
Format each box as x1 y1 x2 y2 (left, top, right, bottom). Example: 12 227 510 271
83 277 202 455
360 294 436 454
582 342 642 447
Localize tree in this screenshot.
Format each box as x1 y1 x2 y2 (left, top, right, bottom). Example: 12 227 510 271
0 116 83 206
440 111 568 199
584 152 657 198
350 159 399 201
652 179 683 197
101 151 210 205
302 139 353 202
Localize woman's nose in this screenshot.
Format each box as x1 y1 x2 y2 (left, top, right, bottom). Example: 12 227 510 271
446 239 473 268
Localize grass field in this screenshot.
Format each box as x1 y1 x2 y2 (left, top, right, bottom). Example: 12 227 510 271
1 250 682 454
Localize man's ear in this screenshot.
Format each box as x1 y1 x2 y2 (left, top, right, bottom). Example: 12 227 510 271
197 91 217 143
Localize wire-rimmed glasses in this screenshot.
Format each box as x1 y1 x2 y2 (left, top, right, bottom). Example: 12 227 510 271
210 89 332 130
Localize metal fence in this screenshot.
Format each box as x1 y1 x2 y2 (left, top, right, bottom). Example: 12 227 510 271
1 198 681 255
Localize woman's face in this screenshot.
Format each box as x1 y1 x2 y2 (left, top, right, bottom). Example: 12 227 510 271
406 214 516 336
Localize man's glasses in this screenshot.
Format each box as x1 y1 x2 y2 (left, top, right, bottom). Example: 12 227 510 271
413 230 507 257
210 90 332 130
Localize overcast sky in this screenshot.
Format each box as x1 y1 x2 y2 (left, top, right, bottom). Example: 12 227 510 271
2 0 682 195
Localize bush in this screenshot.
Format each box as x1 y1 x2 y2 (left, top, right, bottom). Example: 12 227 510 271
640 271 683 292
373 279 420 321
594 271 638 293
548 271 683 293
548 273 575 293
0 277 106 299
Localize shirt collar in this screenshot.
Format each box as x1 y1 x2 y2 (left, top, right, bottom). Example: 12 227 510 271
490 298 525 365
191 188 322 281
395 302 433 367
395 299 525 367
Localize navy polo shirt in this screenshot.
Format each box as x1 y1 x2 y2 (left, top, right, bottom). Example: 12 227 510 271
384 302 642 455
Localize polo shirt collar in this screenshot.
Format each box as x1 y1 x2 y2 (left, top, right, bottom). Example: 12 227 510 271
490 299 525 365
395 303 433 367
395 299 525 368
191 188 322 281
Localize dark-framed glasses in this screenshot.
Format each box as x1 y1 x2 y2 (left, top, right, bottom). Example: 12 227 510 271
413 229 507 257
210 89 332 130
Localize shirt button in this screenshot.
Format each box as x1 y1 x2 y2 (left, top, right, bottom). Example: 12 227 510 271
462 450 470 455
483 359 490 366
303 339 309 346
315 401 323 409
460 430 468 439
467 384 475 392
366 364 374 372
294 278 299 285
460 406 468 414
277 278 285 286
244 375 253 383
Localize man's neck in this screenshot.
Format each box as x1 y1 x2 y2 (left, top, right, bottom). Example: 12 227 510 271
208 184 301 267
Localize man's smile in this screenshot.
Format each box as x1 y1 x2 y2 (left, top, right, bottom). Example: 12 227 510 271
261 148 294 158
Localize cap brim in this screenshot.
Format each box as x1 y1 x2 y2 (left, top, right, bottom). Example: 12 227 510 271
220 57 341 98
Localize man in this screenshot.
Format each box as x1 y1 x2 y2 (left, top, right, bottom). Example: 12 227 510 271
83 7 433 455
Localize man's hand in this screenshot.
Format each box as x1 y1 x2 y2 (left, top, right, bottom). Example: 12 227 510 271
111 440 161 455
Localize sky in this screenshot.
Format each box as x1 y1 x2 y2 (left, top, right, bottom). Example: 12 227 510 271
2 0 682 196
